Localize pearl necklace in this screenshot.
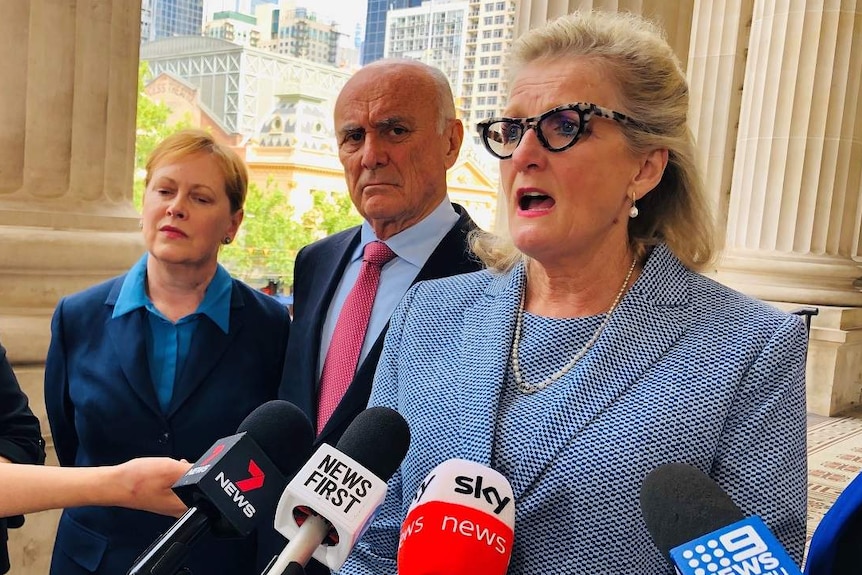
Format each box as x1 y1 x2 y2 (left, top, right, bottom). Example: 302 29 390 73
511 258 637 394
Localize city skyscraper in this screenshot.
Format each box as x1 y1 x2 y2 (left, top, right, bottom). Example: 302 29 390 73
142 0 205 41
383 2 468 96
362 0 422 64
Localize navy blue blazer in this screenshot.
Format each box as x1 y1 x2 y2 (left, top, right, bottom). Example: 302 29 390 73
0 341 45 574
44 274 290 575
340 244 809 575
278 203 481 448
267 204 480 574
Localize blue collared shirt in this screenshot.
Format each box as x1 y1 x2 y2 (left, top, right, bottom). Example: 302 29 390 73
317 198 460 379
112 254 233 412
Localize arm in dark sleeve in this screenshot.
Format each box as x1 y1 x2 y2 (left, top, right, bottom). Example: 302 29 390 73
44 300 79 467
0 341 45 466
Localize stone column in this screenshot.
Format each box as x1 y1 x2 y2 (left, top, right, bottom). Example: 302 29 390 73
714 1 862 415
686 0 754 247
0 1 145 572
514 0 695 69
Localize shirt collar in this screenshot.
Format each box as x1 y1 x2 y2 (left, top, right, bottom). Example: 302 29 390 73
112 253 233 333
358 197 458 267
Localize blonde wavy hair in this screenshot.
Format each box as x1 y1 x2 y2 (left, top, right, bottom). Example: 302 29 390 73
471 10 715 273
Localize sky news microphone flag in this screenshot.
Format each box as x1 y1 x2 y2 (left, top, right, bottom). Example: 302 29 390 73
265 406 411 573
397 458 515 575
128 400 314 575
640 463 801 575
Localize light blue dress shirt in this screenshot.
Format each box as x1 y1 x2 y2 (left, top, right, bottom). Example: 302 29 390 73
112 254 233 412
317 198 459 379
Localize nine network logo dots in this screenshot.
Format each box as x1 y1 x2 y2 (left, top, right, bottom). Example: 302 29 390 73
673 519 794 575
680 538 734 573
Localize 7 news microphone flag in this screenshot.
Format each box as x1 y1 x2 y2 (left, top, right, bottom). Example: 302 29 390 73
128 400 314 575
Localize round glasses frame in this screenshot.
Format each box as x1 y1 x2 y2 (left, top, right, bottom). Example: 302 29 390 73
475 102 637 160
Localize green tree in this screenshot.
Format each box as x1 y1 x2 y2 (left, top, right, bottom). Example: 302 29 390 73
220 183 362 288
133 61 191 210
302 190 363 237
221 178 310 284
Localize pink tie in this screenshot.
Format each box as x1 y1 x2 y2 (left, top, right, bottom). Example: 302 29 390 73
317 241 396 434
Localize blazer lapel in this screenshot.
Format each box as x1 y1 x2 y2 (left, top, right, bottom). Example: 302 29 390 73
167 283 243 417
508 246 691 499
414 204 479 283
321 212 480 440
305 230 360 363
106 310 162 418
457 268 522 464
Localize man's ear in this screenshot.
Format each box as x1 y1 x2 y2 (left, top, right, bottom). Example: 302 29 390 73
443 119 464 169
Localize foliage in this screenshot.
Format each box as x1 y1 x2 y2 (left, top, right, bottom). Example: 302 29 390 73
220 179 308 284
302 190 363 237
220 181 361 288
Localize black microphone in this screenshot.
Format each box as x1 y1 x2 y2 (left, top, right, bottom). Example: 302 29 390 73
128 400 315 575
640 462 801 575
263 406 411 574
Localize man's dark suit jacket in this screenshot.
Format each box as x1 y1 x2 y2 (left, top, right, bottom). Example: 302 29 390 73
0 342 46 574
262 203 482 573
45 275 290 575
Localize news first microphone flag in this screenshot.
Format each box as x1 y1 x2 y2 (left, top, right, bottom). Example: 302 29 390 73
398 459 515 575
274 442 389 569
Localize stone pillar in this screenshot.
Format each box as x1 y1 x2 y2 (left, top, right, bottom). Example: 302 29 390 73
0 1 146 572
686 0 754 248
714 1 862 415
514 0 695 69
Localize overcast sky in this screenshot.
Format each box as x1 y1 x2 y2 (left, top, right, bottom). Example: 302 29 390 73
315 0 368 40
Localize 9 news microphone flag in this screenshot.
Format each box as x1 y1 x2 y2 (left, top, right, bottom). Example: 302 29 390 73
128 400 314 575
398 459 515 575
640 463 801 575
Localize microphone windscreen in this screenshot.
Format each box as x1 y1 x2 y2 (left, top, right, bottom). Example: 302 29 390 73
640 462 744 559
335 406 410 481
398 459 515 575
238 400 314 476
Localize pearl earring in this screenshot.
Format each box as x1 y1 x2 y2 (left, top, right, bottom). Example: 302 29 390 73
629 193 639 219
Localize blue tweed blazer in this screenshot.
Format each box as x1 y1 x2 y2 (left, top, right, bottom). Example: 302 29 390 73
339 244 808 575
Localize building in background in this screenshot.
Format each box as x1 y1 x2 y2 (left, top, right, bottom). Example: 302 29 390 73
141 36 350 137
461 0 515 146
204 11 261 47
255 2 358 68
362 0 423 64
142 0 205 42
203 0 254 21
383 1 469 98
380 0 512 153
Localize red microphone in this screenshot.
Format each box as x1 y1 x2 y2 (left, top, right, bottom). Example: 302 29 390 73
397 459 515 575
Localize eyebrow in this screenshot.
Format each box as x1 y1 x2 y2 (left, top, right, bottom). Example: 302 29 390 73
152 176 217 193
373 116 410 129
338 116 411 135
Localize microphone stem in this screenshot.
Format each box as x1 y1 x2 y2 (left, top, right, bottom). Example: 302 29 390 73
127 507 211 575
264 515 331 575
